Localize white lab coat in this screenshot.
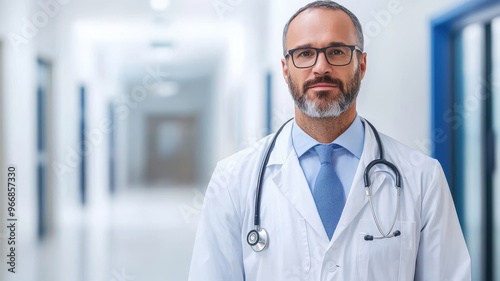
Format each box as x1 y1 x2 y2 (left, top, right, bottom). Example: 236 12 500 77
188 118 471 281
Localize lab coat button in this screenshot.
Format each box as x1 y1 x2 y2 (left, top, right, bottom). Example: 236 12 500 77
327 261 338 272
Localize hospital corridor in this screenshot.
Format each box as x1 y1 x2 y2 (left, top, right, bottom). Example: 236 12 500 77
0 0 500 280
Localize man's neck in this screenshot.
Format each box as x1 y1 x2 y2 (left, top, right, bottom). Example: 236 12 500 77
294 105 357 144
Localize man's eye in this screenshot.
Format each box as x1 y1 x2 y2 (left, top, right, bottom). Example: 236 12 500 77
297 50 314 57
329 49 345 56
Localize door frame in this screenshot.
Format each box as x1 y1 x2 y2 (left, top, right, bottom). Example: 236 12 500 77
431 1 500 280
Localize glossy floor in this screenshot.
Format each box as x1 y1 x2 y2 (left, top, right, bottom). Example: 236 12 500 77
10 187 200 281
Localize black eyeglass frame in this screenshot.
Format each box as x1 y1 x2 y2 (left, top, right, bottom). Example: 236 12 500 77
285 44 363 69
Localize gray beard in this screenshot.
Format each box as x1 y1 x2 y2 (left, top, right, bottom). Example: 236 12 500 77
288 67 361 118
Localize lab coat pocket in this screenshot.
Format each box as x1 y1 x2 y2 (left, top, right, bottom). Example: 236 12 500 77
357 219 416 281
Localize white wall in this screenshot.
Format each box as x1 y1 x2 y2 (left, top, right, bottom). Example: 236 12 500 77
0 1 91 278
0 0 39 280
51 4 85 229
211 21 267 160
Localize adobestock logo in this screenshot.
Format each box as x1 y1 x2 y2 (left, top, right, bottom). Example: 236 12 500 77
8 0 72 53
212 0 244 20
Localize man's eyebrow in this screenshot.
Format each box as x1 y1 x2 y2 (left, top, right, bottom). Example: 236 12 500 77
291 41 351 49
326 41 351 47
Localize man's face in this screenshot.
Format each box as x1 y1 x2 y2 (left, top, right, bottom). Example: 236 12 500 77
281 8 367 118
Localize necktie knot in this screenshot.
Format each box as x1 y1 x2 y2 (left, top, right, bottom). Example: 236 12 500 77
314 144 334 164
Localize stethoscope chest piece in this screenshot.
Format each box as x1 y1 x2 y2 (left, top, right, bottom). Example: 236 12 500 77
247 228 269 252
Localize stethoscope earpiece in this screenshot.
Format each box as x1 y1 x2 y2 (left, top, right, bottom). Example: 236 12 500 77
364 230 401 241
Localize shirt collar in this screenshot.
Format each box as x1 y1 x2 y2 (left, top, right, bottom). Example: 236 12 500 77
291 114 364 159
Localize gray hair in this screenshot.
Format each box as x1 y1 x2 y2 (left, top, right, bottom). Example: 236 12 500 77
282 1 364 57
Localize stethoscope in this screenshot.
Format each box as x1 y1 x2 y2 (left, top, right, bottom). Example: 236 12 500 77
246 118 402 252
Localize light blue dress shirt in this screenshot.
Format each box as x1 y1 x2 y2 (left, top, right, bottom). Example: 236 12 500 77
291 115 365 197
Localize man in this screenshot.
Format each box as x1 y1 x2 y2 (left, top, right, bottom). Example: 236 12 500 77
188 1 471 280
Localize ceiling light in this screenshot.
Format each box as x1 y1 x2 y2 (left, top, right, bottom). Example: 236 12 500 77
154 82 179 97
150 0 170 11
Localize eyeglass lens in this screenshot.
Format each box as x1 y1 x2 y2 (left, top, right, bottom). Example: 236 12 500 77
292 46 353 68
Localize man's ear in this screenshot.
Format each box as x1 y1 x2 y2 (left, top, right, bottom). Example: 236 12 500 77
281 58 289 83
359 52 367 80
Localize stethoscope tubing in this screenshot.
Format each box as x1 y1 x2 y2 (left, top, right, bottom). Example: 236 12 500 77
363 120 401 188
253 118 294 228
249 118 403 250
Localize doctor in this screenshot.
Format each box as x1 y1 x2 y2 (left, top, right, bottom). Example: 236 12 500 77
189 1 471 280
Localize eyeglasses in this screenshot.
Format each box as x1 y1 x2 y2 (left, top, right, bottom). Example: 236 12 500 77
285 45 363 68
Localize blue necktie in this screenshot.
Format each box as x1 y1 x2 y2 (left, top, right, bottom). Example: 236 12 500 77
313 144 346 240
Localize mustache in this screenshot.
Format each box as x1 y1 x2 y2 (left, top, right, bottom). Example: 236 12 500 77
303 76 344 92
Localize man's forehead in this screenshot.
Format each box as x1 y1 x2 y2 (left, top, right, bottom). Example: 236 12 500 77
286 8 357 48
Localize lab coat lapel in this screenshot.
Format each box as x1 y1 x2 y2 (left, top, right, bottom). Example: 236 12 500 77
267 122 328 241
330 118 387 243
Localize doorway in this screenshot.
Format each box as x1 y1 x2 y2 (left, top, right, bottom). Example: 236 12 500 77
432 2 500 280
145 114 199 186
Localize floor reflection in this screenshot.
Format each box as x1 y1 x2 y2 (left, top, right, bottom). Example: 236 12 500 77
29 187 199 281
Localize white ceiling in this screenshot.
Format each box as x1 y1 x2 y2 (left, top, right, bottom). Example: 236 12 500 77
58 0 264 81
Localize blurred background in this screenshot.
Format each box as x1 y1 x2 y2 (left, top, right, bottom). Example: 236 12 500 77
0 0 499 280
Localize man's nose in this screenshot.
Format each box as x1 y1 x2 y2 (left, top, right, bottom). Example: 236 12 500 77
312 51 331 75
